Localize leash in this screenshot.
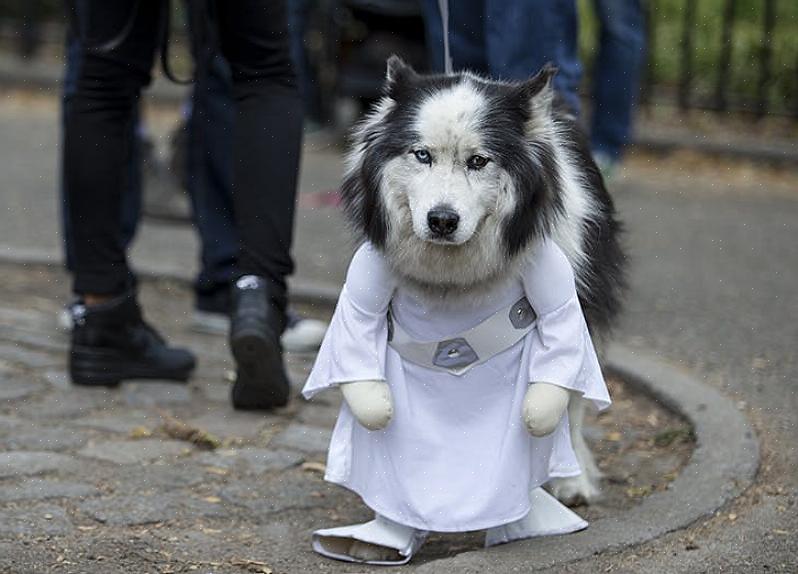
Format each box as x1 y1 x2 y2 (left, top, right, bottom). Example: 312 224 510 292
437 0 453 74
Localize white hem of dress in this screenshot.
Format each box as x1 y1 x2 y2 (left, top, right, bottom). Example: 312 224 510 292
324 469 583 533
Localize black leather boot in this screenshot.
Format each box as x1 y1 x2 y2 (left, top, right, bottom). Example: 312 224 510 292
69 292 196 386
229 275 290 409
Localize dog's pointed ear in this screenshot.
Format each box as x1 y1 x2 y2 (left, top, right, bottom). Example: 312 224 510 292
385 55 418 97
519 63 557 116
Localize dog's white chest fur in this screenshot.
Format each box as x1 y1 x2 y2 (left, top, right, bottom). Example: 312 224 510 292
303 241 610 532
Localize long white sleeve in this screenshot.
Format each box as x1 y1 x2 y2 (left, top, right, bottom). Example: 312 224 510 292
523 241 611 410
302 243 397 399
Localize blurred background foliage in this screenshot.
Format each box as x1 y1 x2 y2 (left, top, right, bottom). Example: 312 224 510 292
579 0 797 112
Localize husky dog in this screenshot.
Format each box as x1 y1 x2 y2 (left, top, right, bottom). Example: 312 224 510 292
340 57 626 505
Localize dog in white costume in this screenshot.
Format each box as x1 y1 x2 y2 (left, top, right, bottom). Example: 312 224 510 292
303 58 624 565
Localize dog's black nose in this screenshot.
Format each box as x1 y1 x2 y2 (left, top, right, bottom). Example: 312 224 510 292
427 207 460 237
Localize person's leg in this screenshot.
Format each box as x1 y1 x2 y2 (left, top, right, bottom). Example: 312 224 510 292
214 0 303 309
419 0 488 74
187 52 239 307
485 0 582 114
187 46 328 350
64 1 159 295
286 0 322 123
61 16 141 276
214 0 303 408
64 0 194 385
590 0 646 162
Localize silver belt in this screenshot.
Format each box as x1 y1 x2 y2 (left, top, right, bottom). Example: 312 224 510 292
387 297 537 375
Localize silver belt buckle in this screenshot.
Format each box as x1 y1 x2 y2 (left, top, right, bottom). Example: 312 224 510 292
432 337 479 370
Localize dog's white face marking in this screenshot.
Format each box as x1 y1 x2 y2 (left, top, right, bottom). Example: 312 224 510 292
374 79 527 292
383 82 509 248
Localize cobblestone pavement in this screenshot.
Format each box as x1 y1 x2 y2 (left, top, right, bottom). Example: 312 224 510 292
0 263 693 574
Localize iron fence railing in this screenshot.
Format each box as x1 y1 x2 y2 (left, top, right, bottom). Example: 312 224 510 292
638 0 796 118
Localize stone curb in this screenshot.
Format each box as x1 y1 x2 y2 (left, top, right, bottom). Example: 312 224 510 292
0 246 760 570
411 344 760 573
0 243 343 306
632 132 798 167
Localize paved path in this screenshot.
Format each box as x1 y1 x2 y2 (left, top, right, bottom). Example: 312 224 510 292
0 262 692 573
0 89 796 571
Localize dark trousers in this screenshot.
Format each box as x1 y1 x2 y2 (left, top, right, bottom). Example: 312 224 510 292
62 28 141 279
63 0 303 302
186 53 239 298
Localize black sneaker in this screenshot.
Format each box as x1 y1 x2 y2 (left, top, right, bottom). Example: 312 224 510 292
69 292 196 386
229 276 290 409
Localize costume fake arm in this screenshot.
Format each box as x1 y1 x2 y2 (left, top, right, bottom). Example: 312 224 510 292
520 241 579 437
336 244 396 431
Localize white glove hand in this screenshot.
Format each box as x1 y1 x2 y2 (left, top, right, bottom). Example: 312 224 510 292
523 382 570 437
340 380 394 431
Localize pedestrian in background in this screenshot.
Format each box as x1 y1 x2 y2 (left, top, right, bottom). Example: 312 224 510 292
420 0 645 172
420 0 582 113
586 0 646 174
61 6 327 352
63 1 303 410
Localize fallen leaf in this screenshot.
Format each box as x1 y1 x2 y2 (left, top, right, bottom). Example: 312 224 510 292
625 485 653 498
301 461 327 473
130 426 153 439
157 411 221 450
605 431 623 442
203 496 221 504
728 513 737 521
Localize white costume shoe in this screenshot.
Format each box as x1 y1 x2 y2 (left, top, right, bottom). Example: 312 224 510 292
484 487 588 547
312 514 429 565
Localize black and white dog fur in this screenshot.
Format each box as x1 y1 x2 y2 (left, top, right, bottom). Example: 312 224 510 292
341 57 626 505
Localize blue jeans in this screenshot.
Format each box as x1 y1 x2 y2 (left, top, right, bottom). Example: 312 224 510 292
420 0 582 115
590 0 645 160
186 54 240 296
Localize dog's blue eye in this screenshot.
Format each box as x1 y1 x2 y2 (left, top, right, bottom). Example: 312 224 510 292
466 155 490 170
413 149 432 165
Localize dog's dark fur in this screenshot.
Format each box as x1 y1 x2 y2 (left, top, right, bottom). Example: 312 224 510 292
341 58 626 337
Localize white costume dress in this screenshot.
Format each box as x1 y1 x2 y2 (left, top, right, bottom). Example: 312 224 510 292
303 240 610 557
